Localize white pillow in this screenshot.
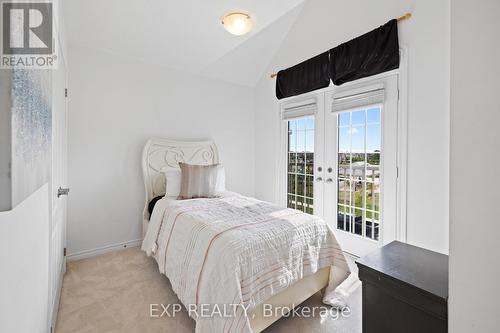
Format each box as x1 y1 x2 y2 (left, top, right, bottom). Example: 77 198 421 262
164 169 181 197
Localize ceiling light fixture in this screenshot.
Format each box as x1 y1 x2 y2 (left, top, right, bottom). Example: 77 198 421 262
221 12 253 36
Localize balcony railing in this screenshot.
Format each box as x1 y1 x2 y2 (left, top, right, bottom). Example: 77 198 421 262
338 163 380 240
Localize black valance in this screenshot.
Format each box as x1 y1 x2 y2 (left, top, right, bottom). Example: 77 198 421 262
330 19 399 85
276 51 330 100
275 19 400 99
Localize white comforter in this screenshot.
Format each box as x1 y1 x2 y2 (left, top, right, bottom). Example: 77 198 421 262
142 192 349 333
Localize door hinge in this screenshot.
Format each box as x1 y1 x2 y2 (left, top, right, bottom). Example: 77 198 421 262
63 247 67 256
65 88 68 98
396 166 399 178
50 326 53 333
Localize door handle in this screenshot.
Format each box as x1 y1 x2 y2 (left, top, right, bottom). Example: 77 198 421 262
57 187 70 198
315 177 323 182
325 178 334 183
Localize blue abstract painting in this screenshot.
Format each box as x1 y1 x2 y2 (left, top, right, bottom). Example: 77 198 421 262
0 69 52 210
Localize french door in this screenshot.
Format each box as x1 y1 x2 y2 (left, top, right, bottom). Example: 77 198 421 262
324 75 398 256
282 74 399 257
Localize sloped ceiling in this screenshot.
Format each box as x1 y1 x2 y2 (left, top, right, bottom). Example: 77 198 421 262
64 0 306 86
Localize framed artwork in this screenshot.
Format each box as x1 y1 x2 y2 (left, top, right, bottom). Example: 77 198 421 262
0 69 52 211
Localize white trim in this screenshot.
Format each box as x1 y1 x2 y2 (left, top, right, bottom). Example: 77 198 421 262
275 102 287 206
396 45 409 242
49 261 65 333
66 239 142 262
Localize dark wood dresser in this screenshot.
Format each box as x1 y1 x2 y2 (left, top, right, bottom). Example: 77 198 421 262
356 241 448 333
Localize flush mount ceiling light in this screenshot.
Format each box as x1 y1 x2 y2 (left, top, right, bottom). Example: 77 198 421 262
221 12 253 36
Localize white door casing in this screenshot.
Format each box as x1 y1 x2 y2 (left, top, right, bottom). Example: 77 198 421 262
49 52 68 328
313 96 325 218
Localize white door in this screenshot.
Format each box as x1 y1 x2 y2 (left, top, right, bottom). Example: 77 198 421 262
49 55 68 323
324 75 398 257
281 95 324 217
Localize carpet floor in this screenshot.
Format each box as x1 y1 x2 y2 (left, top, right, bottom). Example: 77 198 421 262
55 247 361 333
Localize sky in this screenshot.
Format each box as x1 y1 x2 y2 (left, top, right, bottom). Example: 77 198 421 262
288 107 381 153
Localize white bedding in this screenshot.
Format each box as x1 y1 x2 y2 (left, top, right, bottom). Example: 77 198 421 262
142 192 350 333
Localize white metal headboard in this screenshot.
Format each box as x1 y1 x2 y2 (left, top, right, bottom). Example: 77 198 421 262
141 138 219 237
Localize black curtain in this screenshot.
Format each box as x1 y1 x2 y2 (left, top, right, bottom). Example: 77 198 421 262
275 20 400 99
275 51 330 100
330 19 399 85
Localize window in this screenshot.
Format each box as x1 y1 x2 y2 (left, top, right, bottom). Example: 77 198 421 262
287 117 314 214
337 107 381 240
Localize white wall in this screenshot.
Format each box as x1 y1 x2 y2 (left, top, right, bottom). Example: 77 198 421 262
67 45 255 255
449 0 500 331
0 185 50 333
254 0 450 254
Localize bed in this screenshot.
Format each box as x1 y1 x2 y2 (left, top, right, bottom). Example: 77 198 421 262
141 138 350 333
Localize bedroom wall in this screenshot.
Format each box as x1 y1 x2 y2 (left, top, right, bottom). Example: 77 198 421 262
449 0 500 331
66 45 255 256
0 185 50 333
254 0 450 254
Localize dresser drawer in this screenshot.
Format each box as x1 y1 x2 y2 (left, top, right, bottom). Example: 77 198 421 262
358 265 447 320
360 278 447 333
356 241 448 333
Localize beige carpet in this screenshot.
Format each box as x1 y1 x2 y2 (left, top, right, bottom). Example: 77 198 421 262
56 247 361 333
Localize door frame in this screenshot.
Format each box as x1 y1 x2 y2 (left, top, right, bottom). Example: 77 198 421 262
277 46 409 252
48 21 69 331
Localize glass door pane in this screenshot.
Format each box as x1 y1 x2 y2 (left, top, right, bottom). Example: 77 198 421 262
336 107 381 240
287 116 315 214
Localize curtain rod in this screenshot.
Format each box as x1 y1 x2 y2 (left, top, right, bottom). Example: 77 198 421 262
269 12 412 79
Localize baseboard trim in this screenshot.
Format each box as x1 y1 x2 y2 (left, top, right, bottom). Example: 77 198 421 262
67 239 142 262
